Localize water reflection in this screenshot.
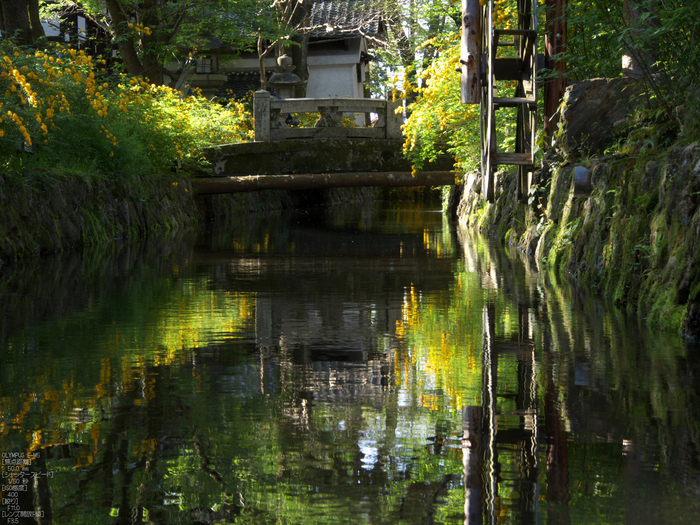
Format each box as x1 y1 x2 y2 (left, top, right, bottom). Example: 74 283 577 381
0 204 699 524
458 227 700 525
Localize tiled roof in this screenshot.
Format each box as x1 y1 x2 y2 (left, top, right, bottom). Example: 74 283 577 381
307 0 385 38
217 71 261 99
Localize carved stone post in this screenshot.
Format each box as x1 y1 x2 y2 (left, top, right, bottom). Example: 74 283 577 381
460 0 482 104
254 89 271 142
386 90 403 139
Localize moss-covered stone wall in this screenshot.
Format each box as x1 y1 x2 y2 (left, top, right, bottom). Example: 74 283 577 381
453 143 700 339
0 171 382 266
0 173 197 263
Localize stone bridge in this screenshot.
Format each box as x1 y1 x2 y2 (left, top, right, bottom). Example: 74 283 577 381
193 91 455 194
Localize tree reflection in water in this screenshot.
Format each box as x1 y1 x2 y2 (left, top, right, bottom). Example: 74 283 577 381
0 205 699 524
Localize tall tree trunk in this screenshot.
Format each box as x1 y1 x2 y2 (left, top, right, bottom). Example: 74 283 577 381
140 0 165 85
290 34 308 97
143 55 165 85
104 0 146 78
28 0 44 42
622 0 654 78
1 0 31 44
544 0 567 144
258 36 272 89
289 0 311 96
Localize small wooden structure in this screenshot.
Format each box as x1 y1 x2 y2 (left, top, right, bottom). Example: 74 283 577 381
253 90 403 141
461 0 539 203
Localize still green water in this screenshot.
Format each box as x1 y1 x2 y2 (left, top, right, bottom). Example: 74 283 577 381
1 203 699 525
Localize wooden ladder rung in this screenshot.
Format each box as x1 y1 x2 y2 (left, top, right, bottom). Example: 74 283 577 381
494 152 534 166
494 29 537 38
494 29 537 50
493 97 536 108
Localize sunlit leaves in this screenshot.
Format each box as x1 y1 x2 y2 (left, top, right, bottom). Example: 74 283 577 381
0 41 253 178
401 34 480 173
566 0 700 121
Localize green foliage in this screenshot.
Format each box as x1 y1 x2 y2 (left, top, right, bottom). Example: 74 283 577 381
403 0 700 175
565 1 625 81
69 0 276 83
566 0 700 129
369 0 461 97
399 0 525 173
402 35 481 172
0 40 253 181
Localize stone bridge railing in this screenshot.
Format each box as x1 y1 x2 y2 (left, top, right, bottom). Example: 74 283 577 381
253 90 403 142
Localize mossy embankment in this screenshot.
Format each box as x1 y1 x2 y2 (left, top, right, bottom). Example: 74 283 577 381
0 173 199 261
453 143 700 339
0 170 385 266
0 171 288 265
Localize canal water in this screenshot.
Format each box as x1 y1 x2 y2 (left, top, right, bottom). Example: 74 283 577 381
1 202 699 524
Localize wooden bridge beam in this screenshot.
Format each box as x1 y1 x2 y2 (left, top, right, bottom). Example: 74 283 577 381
193 171 456 194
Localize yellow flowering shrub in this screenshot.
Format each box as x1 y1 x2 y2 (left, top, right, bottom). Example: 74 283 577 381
0 41 253 178
401 35 481 173
400 0 522 174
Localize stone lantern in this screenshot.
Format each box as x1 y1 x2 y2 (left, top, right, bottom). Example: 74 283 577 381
266 54 303 99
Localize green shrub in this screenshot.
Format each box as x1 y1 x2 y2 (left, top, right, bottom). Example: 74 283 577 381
0 41 253 180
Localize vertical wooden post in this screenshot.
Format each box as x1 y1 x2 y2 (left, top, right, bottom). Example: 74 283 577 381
460 0 482 104
254 89 271 142
482 303 498 523
544 323 571 523
543 0 567 143
386 90 403 139
463 406 483 524
517 305 539 525
622 0 642 77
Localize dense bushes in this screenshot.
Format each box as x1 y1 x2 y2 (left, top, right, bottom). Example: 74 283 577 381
0 40 253 181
